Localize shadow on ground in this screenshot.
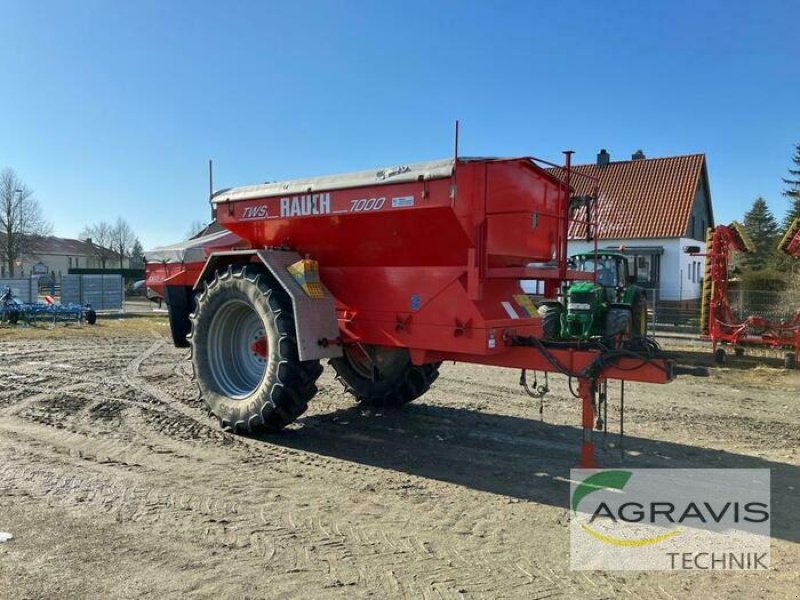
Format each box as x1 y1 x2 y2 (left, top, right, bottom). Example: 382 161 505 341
253 402 798 543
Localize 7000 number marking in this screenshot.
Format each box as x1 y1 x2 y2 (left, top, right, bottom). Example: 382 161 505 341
350 197 386 212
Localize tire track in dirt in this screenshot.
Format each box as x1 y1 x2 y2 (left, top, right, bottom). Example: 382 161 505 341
1 442 532 598
123 339 206 423
0 333 668 599
123 342 589 597
2 405 452 594
125 340 644 598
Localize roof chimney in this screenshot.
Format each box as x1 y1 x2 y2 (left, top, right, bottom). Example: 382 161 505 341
597 148 610 167
631 149 646 160
85 238 92 245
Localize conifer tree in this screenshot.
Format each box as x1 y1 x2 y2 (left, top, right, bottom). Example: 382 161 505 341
742 197 779 270
782 143 800 229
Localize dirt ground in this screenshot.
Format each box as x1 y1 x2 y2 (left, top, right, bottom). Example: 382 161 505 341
0 317 797 599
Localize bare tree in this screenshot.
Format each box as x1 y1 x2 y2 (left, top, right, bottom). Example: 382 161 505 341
80 221 115 269
0 168 53 276
112 217 136 268
186 220 207 239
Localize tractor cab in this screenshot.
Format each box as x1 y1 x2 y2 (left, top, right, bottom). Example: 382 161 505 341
570 251 631 303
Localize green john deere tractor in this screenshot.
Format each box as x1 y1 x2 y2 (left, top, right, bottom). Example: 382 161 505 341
539 252 648 341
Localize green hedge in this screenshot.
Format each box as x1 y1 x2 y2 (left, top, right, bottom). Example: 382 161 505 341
740 269 788 292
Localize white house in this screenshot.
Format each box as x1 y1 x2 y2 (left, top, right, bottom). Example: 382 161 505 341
1 236 130 279
549 150 714 303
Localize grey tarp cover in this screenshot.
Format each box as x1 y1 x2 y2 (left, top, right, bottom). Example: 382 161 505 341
211 158 456 204
144 229 245 265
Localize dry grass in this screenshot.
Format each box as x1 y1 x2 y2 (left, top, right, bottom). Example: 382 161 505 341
0 314 170 340
739 363 800 383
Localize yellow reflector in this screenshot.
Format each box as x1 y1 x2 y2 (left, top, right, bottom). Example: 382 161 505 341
513 294 539 318
287 259 325 299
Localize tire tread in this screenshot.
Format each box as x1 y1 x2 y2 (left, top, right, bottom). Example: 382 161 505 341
189 264 321 433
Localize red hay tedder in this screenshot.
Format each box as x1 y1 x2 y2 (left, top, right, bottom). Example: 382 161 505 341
146 146 689 467
698 218 800 368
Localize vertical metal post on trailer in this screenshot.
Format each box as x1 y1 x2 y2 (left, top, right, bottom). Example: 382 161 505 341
577 378 596 468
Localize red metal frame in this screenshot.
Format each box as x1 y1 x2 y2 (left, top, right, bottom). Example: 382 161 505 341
147 153 670 466
145 233 248 299
779 217 800 257
700 222 800 355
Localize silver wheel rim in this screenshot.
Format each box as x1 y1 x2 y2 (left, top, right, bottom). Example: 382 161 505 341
207 298 267 399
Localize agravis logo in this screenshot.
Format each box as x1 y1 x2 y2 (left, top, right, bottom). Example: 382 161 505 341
570 469 771 571
572 470 682 547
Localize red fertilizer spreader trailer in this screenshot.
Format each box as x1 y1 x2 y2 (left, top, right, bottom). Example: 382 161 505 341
146 152 681 467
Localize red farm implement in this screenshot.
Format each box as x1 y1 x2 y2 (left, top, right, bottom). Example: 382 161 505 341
698 218 800 368
146 147 687 467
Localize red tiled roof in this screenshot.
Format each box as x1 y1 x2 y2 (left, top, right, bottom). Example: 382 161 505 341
547 154 707 240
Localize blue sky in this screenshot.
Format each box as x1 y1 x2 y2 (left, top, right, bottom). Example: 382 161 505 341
1 0 797 250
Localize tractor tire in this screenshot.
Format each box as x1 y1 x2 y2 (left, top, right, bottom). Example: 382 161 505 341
714 347 726 364
605 308 632 338
734 347 745 358
330 345 440 408
189 265 323 433
785 352 797 370
168 307 191 347
631 292 648 337
539 304 562 340
84 309 97 325
8 310 19 325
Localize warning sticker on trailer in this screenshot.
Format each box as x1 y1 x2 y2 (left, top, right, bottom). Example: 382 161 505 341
513 294 539 318
501 301 520 319
392 195 415 208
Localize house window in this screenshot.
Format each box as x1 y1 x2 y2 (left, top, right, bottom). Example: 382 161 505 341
630 254 659 288
68 257 72 269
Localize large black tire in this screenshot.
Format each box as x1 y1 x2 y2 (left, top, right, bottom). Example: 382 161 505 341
189 265 322 433
539 304 562 340
330 345 440 408
605 308 632 338
714 347 726 364
168 307 191 347
84 309 97 325
631 291 648 337
8 310 19 325
165 285 194 348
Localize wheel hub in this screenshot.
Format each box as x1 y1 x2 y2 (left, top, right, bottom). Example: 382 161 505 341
207 299 268 399
250 335 268 359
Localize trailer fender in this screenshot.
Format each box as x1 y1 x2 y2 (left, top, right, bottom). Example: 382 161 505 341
195 250 342 361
